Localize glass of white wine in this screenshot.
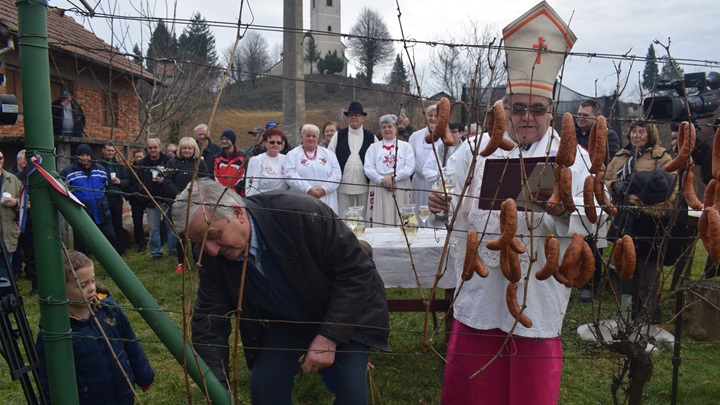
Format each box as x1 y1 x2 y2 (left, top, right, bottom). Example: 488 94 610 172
400 205 419 244
343 209 360 233
433 167 456 218
353 216 366 238
439 167 456 194
418 205 430 227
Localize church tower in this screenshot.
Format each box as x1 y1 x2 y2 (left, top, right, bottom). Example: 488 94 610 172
309 0 347 75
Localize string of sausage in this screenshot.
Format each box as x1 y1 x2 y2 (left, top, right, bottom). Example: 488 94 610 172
424 97 455 146
480 101 515 157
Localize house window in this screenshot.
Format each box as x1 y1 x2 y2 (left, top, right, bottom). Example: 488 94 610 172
102 92 119 127
327 0 332 6
328 25 332 32
3 68 23 113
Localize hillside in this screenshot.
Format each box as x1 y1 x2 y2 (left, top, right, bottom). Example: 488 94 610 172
215 75 424 134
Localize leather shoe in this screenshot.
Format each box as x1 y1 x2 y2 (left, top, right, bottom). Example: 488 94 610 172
579 289 593 302
149 255 163 262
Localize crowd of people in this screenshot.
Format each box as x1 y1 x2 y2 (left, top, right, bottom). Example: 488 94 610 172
25 3 711 403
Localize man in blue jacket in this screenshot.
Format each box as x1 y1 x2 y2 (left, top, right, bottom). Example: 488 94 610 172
60 143 117 254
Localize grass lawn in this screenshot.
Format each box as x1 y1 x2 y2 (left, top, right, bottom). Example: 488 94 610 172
1 242 719 404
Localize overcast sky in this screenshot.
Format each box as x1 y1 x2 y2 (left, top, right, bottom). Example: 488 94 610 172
48 0 719 100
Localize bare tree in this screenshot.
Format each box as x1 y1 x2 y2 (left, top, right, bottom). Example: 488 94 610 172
238 31 271 88
347 7 395 85
429 20 505 104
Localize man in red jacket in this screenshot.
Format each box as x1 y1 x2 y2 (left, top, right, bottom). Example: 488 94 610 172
213 129 246 195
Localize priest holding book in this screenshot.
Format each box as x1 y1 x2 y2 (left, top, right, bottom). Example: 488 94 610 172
428 2 594 403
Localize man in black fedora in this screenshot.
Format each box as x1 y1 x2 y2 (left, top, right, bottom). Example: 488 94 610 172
327 101 377 218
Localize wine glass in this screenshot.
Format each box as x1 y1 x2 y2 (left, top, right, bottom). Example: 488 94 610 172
343 209 360 232
432 167 456 218
353 216 366 238
400 205 419 244
418 205 430 227
439 167 456 194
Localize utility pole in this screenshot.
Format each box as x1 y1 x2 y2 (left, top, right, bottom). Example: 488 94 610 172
15 2 230 403
16 0 80 402
282 0 305 146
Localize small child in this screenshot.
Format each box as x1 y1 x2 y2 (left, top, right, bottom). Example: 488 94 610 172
36 250 154 404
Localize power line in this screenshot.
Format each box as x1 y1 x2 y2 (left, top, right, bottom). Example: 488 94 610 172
57 7 720 70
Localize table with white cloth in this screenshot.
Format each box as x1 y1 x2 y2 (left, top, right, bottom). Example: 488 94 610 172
360 227 457 329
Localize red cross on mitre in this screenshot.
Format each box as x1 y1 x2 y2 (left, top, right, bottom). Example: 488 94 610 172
532 36 547 64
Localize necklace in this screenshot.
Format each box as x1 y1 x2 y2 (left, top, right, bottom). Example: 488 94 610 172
303 148 318 160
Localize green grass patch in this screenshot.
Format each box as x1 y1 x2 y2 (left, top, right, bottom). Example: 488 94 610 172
0 244 719 404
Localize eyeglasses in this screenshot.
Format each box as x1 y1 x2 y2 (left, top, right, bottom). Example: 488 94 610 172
509 105 550 117
266 140 283 145
577 113 594 118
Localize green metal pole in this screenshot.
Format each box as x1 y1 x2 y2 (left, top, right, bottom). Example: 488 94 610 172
15 0 79 403
51 193 231 405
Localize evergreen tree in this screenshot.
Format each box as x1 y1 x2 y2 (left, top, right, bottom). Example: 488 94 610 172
317 50 344 75
178 12 218 66
389 53 409 90
132 43 144 66
642 44 659 92
146 20 177 73
660 58 684 83
304 36 321 74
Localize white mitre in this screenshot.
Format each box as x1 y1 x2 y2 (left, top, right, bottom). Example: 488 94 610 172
502 1 577 99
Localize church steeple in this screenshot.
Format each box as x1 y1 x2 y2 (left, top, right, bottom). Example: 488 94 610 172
309 0 346 75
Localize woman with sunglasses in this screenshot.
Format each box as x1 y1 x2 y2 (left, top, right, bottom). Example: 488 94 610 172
285 124 342 214
245 127 290 196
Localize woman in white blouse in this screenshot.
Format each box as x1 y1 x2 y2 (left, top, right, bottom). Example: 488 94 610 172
364 114 415 227
285 124 342 214
245 127 290 196
408 104 441 211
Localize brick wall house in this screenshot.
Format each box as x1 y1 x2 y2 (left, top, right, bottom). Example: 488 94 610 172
0 4 154 167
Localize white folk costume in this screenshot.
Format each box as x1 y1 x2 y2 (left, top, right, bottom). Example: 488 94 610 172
285 146 342 214
245 153 289 196
420 141 463 184
440 3 584 404
363 139 415 227
409 128 442 210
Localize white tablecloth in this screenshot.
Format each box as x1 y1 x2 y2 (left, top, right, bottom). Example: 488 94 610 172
360 228 457 289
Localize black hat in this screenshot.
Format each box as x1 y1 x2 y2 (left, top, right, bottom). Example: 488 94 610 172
344 101 367 117
248 126 265 135
220 129 237 145
76 143 92 156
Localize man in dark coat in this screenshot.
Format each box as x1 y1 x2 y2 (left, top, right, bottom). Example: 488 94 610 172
138 138 175 260
100 143 128 255
51 89 86 137
124 149 148 252
575 99 622 302
195 123 222 165
172 179 389 403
